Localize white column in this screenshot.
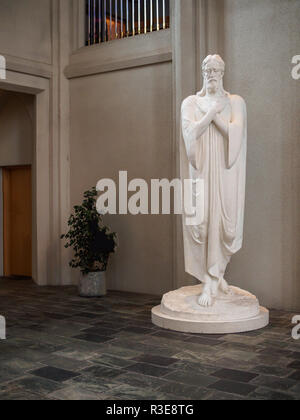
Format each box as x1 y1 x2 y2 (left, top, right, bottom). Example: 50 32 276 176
171 0 198 289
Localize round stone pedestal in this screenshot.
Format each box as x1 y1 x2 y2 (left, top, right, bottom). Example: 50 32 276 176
152 285 269 334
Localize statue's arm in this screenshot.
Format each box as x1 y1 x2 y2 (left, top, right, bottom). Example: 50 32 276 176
213 114 229 140
181 97 216 168
227 95 247 168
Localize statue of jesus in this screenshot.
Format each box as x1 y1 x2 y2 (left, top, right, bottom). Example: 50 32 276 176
181 55 247 307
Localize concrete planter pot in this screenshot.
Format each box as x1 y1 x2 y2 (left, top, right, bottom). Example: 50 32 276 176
79 271 107 297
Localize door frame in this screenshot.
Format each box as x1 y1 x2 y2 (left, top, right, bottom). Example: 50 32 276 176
0 70 67 286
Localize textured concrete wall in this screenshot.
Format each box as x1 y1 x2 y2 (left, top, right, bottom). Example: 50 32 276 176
0 0 52 64
70 62 174 295
222 0 300 311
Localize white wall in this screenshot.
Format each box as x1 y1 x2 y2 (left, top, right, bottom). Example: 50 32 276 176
222 0 300 311
70 62 174 295
0 0 52 64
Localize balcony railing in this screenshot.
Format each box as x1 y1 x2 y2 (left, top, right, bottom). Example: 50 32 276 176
86 0 170 45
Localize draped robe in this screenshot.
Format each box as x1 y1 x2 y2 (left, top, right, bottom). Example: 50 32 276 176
181 93 247 284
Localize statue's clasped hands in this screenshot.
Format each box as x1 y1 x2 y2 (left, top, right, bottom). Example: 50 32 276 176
209 100 226 115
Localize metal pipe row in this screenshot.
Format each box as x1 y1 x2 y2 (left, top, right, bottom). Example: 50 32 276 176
87 0 169 45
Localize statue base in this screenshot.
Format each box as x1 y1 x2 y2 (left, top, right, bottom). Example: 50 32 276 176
152 285 269 334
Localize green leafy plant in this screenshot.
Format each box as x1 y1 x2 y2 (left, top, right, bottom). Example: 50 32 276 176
61 187 117 275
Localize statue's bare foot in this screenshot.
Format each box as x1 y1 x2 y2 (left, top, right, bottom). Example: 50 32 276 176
219 278 230 294
211 279 219 297
198 284 212 307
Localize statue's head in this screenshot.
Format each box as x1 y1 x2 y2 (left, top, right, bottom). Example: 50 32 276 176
200 55 226 96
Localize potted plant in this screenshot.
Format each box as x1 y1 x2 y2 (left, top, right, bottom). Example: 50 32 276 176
61 187 117 297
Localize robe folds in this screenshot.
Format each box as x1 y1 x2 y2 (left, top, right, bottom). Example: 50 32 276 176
181 94 247 284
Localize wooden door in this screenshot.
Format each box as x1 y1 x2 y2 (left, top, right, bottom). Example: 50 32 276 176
3 166 32 278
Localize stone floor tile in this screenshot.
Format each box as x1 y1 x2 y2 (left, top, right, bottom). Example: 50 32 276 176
90 354 136 369
101 383 172 401
288 370 300 381
250 374 298 392
81 364 123 379
133 354 178 367
42 355 92 372
157 381 210 400
252 365 294 378
30 366 81 383
213 368 258 383
209 379 256 397
114 372 168 390
72 333 114 344
48 385 104 400
164 370 218 388
0 278 298 401
4 375 64 396
205 390 247 400
249 387 296 401
126 362 171 378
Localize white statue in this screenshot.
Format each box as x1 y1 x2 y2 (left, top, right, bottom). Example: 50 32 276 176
181 55 247 307
152 55 268 333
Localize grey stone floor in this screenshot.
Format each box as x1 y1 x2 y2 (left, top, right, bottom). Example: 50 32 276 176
0 278 299 400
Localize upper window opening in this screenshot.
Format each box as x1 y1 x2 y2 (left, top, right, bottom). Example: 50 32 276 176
85 0 170 46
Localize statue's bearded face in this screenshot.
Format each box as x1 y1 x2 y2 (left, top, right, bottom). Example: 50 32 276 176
203 62 224 93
